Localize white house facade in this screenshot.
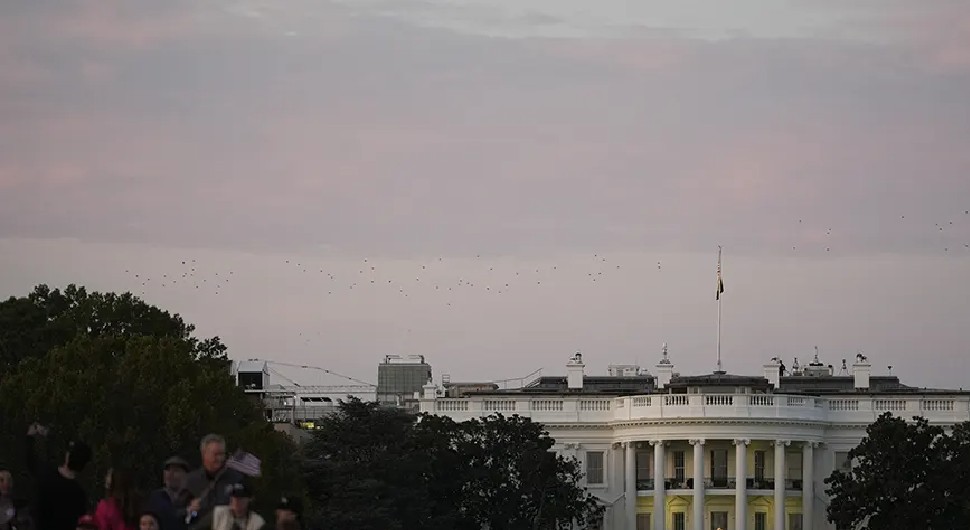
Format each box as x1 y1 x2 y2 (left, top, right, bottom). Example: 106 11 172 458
418 349 970 530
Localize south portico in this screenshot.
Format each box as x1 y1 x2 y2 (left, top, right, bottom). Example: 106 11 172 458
616 436 821 530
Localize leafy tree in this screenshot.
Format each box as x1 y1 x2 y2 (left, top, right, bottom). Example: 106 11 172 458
0 285 299 518
458 414 602 530
825 412 970 530
0 284 227 374
304 400 602 530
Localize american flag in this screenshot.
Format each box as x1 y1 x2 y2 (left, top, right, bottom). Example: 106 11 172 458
227 451 262 477
716 246 724 300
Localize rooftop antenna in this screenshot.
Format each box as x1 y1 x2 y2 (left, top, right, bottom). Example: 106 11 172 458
715 245 726 374
814 346 821 364
838 358 848 376
659 342 671 365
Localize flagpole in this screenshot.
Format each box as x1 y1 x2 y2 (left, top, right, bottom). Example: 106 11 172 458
716 246 723 374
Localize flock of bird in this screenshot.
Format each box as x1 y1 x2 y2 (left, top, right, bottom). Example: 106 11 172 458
121 210 970 304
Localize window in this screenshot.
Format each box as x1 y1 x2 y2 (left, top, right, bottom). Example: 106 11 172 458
755 512 767 530
673 512 686 530
834 451 851 472
710 511 728 530
636 451 651 480
710 449 728 482
673 451 686 481
754 451 766 481
586 451 605 484
636 513 651 530
789 513 803 530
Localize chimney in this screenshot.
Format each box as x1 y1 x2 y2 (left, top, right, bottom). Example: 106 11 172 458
852 353 871 389
567 352 585 390
764 357 781 388
422 379 437 399
655 343 674 388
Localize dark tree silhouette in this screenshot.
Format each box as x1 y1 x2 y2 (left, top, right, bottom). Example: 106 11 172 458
825 412 970 530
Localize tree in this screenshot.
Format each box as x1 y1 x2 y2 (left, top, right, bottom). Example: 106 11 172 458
457 414 602 530
0 284 227 374
825 412 970 530
304 401 603 530
0 285 299 518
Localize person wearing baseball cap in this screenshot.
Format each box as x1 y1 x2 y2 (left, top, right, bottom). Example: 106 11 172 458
274 495 303 526
147 457 190 530
210 484 264 530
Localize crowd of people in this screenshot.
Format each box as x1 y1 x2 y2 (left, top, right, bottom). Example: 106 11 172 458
0 424 304 530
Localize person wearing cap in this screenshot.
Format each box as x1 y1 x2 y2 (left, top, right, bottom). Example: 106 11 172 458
274 496 302 528
211 484 264 530
146 457 190 530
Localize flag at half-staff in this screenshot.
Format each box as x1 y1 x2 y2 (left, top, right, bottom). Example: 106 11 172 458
716 246 724 300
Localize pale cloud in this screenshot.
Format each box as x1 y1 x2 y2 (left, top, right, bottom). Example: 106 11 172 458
1 0 969 385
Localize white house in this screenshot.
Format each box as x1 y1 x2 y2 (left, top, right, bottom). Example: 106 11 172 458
418 348 970 530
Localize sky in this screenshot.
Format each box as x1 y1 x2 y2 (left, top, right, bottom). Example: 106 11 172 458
2 0 969 390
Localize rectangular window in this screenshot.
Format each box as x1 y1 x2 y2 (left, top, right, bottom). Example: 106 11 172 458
755 512 767 530
789 513 803 530
586 451 605 484
673 451 686 481
754 450 766 481
711 511 728 530
710 449 728 481
637 451 651 480
673 512 686 530
636 513 651 530
834 451 851 472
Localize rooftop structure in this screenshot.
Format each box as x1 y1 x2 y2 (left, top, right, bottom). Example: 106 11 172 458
377 354 432 411
230 359 377 429
420 346 970 530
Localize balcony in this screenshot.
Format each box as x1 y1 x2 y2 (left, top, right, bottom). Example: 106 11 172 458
634 477 802 491
421 393 970 425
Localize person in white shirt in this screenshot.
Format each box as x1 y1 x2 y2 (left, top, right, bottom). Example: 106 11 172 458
211 484 264 530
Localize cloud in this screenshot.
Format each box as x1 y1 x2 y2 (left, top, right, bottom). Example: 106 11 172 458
0 1 968 257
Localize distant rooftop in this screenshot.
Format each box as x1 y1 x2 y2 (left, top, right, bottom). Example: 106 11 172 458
449 348 962 398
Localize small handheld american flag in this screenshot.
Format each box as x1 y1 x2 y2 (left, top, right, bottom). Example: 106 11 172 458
226 450 262 477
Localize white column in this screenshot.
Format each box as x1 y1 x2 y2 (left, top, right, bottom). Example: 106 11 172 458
802 442 817 530
626 442 637 530
653 441 666 530
734 439 749 530
774 440 789 530
691 439 705 530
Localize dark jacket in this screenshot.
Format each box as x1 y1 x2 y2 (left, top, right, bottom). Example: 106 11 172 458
183 466 244 530
25 436 87 530
146 488 190 530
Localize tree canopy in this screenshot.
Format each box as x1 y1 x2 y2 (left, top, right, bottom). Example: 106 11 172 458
304 399 603 530
0 284 225 374
825 412 970 530
0 284 301 518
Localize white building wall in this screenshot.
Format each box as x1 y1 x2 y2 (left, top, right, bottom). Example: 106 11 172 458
421 392 970 530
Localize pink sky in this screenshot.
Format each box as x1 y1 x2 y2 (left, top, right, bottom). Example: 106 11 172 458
1 0 969 388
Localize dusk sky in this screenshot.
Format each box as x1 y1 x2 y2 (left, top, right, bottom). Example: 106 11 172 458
2 1 969 389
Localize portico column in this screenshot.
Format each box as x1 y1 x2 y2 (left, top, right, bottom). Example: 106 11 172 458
774 440 790 530
734 439 749 530
626 442 637 530
802 442 818 530
690 439 705 530
652 440 665 530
